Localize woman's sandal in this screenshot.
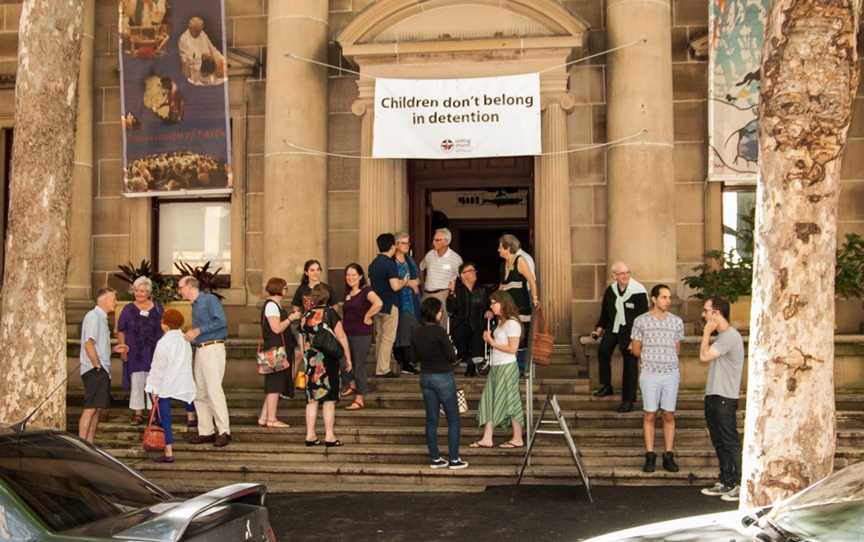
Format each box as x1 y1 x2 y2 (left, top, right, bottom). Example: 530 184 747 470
498 441 525 449
324 440 343 448
257 419 267 428
305 439 322 447
340 385 357 397
345 401 364 410
131 414 144 426
266 420 290 428
469 441 493 448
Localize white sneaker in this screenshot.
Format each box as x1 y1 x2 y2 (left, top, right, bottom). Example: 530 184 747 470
720 485 740 501
448 458 469 470
430 457 449 469
701 482 728 496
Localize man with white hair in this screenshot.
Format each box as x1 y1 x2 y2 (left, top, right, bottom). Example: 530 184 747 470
420 228 463 327
592 262 649 412
178 15 225 85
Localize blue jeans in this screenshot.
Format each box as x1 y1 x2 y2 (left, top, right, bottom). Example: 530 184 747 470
420 372 461 461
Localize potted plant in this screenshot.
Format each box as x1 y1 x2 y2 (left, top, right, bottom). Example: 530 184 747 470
174 260 225 300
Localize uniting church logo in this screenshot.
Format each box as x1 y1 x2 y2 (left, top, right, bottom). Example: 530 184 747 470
440 139 454 152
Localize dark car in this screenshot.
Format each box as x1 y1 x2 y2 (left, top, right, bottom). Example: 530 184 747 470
0 428 277 541
585 460 864 542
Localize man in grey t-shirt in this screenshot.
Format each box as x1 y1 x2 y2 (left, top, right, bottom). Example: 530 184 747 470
698 296 745 502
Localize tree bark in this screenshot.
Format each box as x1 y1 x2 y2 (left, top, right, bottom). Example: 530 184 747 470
742 0 860 508
0 0 83 429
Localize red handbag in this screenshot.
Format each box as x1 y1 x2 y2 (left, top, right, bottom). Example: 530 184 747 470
142 397 166 452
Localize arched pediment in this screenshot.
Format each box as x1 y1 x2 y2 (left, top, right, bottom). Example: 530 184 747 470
338 0 589 56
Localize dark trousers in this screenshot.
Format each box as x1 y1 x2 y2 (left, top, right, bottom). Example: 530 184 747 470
420 372 461 461
598 330 638 401
705 395 741 487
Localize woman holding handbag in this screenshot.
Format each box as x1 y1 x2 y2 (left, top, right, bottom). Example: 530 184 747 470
411 297 468 470
471 290 525 449
258 277 301 428
301 284 352 447
145 309 196 463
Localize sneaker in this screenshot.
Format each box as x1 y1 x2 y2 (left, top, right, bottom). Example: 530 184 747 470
642 451 657 473
701 482 733 496
662 451 680 472
430 457 449 469
720 485 740 501
448 458 469 470
401 365 419 375
379 372 400 379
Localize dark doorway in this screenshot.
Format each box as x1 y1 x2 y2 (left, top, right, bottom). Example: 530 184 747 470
409 157 533 288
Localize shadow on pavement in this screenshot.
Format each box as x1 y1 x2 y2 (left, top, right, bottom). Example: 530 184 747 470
266 485 737 542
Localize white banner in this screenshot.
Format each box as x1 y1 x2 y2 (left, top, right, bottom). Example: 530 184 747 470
372 73 541 159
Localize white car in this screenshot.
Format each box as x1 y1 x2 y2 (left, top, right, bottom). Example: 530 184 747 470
585 460 864 542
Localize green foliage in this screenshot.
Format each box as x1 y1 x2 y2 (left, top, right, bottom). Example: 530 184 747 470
174 260 225 300
682 249 753 303
115 259 178 305
835 233 864 299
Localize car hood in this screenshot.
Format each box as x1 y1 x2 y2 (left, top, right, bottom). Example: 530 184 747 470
583 510 760 542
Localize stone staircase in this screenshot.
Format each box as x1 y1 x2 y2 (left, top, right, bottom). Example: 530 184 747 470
65 341 864 493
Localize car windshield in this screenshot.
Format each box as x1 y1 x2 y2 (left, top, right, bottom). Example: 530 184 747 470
0 432 171 532
769 461 864 541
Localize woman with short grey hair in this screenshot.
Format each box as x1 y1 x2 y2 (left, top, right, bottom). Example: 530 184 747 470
117 275 166 425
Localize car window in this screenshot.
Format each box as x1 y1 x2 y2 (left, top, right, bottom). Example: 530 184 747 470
0 432 170 532
0 491 38 541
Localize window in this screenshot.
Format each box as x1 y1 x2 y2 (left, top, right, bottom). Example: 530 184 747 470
156 199 231 277
722 188 755 258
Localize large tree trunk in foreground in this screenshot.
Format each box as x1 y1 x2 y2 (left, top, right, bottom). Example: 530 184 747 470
741 0 860 508
0 0 83 429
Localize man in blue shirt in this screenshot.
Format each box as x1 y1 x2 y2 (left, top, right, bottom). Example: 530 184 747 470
79 288 128 443
178 276 231 447
369 233 409 378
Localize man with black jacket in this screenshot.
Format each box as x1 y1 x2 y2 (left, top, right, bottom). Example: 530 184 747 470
447 262 492 376
593 262 649 412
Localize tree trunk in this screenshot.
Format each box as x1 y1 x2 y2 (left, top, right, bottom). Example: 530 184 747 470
0 0 83 429
742 0 860 508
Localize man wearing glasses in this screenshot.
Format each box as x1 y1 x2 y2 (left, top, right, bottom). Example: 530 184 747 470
592 262 648 412
420 228 463 327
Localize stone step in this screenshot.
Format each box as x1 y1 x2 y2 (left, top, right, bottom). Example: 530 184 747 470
78 422 864 449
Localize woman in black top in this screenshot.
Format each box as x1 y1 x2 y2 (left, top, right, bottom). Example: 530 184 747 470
498 234 538 376
411 297 468 470
258 277 300 428
291 259 337 313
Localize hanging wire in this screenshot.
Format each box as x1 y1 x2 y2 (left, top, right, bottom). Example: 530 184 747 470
285 38 646 79
281 129 648 160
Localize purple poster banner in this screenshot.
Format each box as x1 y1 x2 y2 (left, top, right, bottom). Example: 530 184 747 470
118 0 232 197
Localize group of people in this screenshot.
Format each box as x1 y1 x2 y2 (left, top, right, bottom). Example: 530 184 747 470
78 238 745 495
592 262 746 501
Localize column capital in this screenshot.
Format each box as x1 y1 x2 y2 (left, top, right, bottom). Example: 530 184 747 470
351 99 370 117
541 93 577 113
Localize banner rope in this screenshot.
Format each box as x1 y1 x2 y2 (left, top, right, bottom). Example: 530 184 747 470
281 129 648 160
285 38 646 80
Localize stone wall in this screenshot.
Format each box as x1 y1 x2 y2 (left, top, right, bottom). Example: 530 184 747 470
0 0 863 333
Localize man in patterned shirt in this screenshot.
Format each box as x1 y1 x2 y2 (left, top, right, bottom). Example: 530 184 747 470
630 284 684 474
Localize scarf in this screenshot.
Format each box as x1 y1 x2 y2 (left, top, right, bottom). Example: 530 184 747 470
612 278 647 333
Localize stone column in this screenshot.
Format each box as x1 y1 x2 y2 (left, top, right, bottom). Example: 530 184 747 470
536 98 574 342
66 0 95 301
353 101 402 267
263 2 328 284
606 0 676 284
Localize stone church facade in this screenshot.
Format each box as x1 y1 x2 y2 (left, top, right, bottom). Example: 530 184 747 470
0 0 863 344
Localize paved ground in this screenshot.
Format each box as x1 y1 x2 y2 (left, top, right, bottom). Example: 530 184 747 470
266 485 738 541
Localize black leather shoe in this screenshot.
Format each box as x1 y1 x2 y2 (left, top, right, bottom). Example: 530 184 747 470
464 365 477 377
616 401 634 413
662 451 680 472
593 385 614 397
642 452 657 473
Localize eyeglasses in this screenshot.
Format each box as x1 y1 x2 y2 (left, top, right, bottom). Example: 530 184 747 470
398 241 410 245
461 269 476 274
433 238 446 242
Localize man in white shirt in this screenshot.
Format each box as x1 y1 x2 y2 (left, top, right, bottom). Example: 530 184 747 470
420 228 463 326
178 16 226 85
